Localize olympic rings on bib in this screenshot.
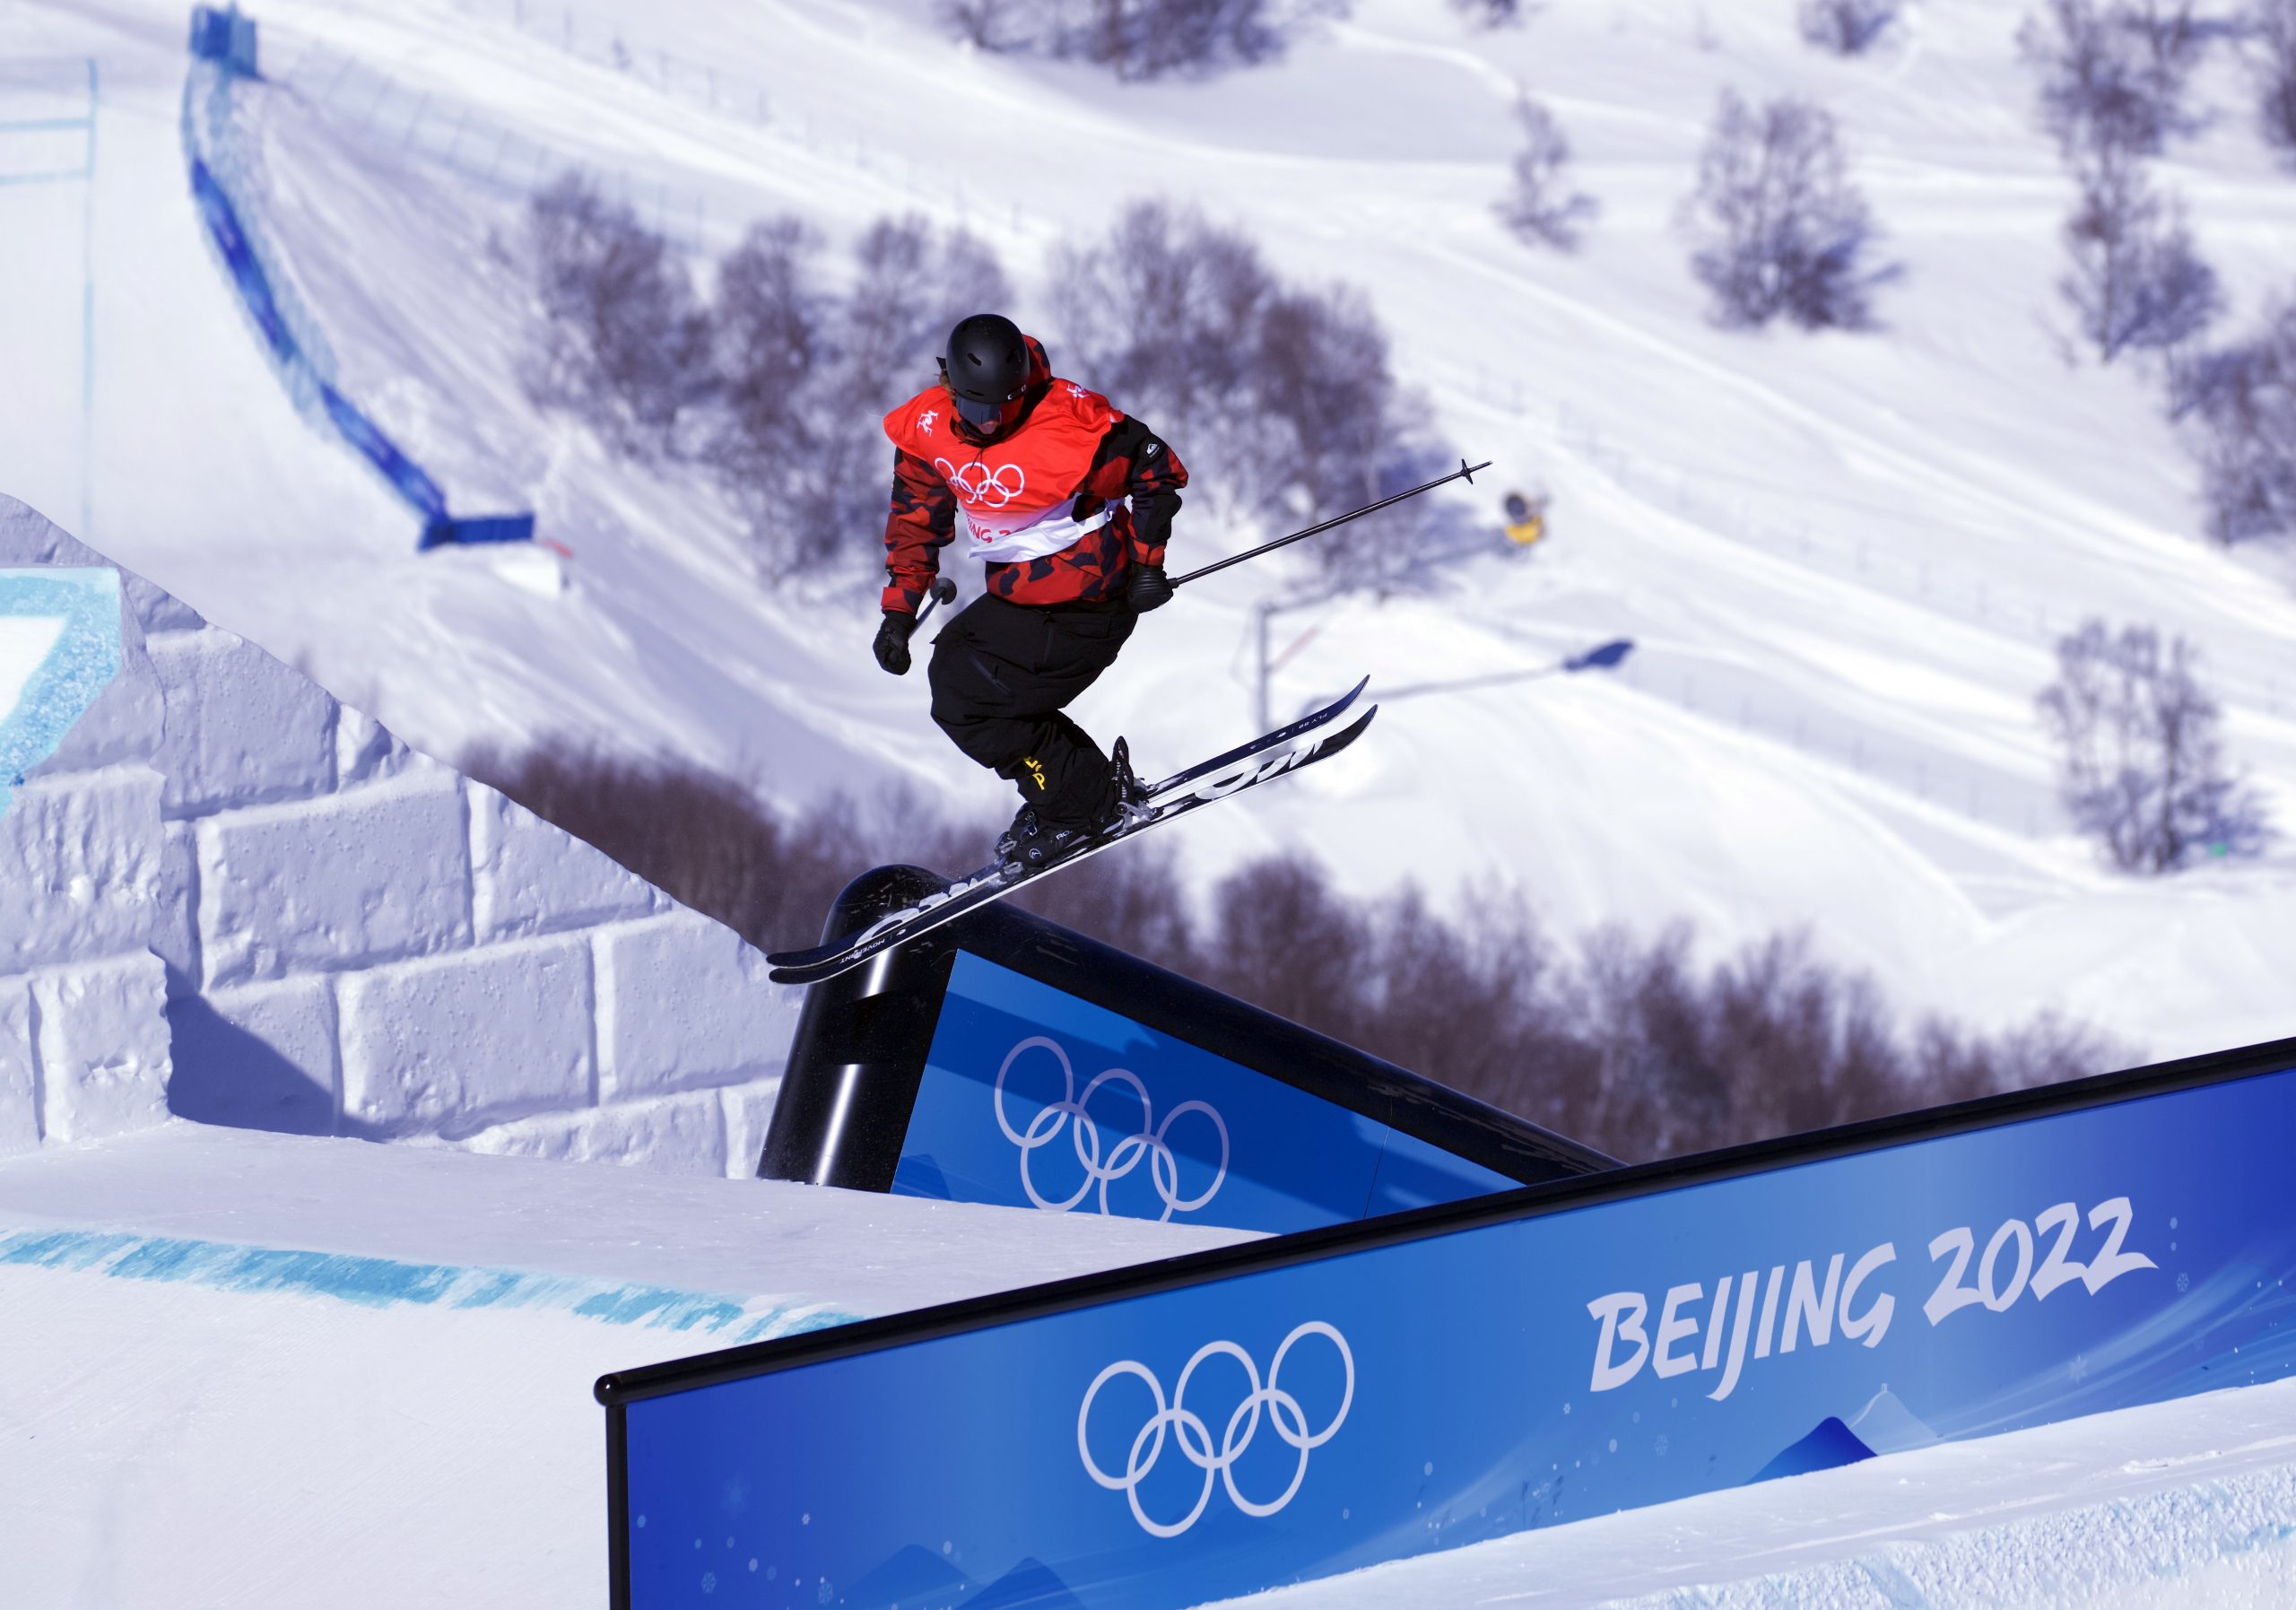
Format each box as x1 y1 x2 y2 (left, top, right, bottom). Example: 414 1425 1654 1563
935 457 1028 509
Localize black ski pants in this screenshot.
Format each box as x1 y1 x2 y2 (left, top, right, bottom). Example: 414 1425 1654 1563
928 593 1136 830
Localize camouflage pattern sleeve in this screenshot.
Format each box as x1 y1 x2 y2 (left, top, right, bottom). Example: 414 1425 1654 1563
1079 413 1187 570
881 448 955 615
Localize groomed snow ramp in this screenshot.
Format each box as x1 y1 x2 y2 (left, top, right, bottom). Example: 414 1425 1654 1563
598 1032 2296 1609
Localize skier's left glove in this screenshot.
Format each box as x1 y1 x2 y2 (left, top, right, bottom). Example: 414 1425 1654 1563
873 611 917 675
1126 564 1173 614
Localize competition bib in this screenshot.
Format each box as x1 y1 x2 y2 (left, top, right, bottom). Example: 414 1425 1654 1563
886 379 1119 563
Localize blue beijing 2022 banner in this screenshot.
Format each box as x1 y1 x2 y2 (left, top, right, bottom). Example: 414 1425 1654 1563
889 951 1519 1233
619 1057 2296 1610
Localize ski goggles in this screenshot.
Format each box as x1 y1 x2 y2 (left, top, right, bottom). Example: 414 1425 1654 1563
939 362 1027 431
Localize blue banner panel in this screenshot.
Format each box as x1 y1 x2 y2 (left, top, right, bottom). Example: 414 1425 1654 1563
893 952 1518 1232
612 1049 2296 1609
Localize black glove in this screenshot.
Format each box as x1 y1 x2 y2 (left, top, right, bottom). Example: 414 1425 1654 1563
873 611 917 675
1126 563 1173 614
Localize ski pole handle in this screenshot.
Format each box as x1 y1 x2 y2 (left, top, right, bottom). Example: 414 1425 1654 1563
914 576 958 630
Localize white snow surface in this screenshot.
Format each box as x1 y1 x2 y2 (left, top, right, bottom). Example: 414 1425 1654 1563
3 0 2294 1064
0 1118 1251 1317
0 1120 1255 1608
1213 1374 2296 1610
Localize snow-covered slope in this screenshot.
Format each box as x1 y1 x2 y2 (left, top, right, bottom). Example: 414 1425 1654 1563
3 0 2292 1065
0 1121 1252 1607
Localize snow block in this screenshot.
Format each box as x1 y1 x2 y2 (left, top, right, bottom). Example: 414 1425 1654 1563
26 635 161 780
148 627 336 818
468 781 660 944
593 913 790 1102
718 1075 784 1180
0 505 198 635
196 775 473 988
0 980 35 1156
4 566 144 785
338 938 594 1136
167 976 337 1136
459 1088 728 1175
335 705 417 791
0 770 164 974
152 821 200 995
31 953 172 1144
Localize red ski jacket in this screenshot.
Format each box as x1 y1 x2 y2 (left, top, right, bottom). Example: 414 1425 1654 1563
880 335 1188 614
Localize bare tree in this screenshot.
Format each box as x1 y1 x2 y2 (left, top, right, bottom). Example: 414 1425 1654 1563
2037 620 2270 872
2057 148 2222 361
519 173 715 458
709 217 833 570
2253 0 2296 161
2171 300 2296 544
1052 198 1440 584
949 0 1336 80
941 0 1030 48
1796 0 1900 56
1683 91 1897 331
1451 0 1540 24
1497 96 1599 250
812 215 1013 553
2018 0 2205 159
701 213 1014 575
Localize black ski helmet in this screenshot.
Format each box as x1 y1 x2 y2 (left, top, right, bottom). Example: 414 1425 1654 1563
941 313 1029 429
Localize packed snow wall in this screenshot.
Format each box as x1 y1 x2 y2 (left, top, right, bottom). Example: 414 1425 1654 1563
0 494 785 1170
599 1032 2296 1610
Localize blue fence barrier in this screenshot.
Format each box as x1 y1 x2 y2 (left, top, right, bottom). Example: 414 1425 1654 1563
602 1032 2296 1609
179 39 533 551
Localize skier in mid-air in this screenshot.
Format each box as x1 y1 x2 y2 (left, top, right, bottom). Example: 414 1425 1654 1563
871 313 1189 875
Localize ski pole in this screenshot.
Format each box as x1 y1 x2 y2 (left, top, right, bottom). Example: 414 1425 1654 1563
914 576 957 630
1168 458 1492 590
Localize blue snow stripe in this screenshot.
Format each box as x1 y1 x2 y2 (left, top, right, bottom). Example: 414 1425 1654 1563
0 1228 864 1337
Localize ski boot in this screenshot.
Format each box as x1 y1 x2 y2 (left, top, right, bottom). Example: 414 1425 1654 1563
997 740 1152 880
995 804 1039 863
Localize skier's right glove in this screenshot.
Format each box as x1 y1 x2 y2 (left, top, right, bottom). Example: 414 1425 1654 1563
873 611 917 676
1126 563 1173 614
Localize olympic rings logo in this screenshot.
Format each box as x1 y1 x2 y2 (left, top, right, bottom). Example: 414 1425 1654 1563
993 1036 1229 1222
935 457 1027 509
1077 1322 1355 1538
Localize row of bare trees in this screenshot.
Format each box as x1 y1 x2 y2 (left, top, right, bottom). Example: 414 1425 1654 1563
464 741 2129 1162
518 179 1444 583
518 178 1009 573
2018 0 2296 548
940 0 1335 80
